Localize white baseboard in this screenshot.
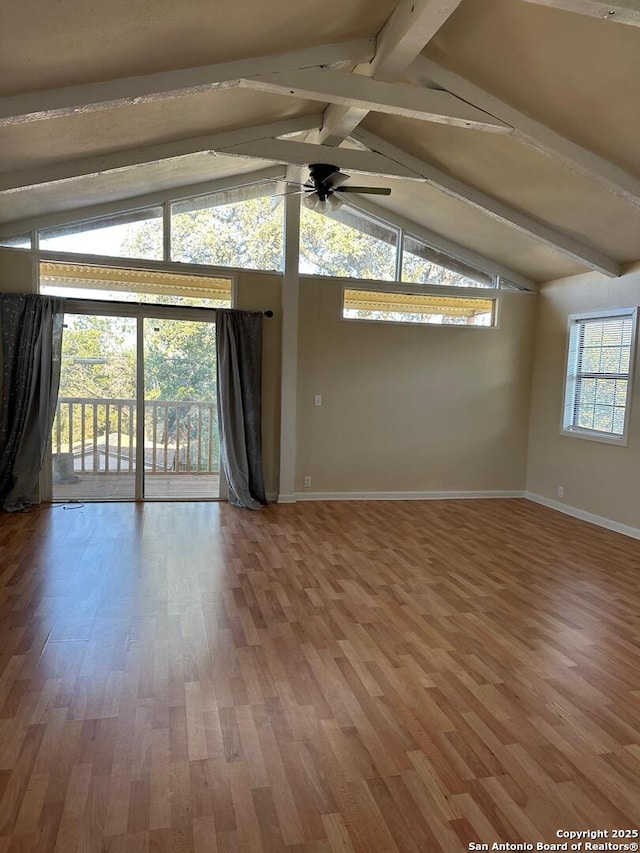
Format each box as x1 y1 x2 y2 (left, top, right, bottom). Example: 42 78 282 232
291 489 525 502
525 492 640 541
276 493 297 504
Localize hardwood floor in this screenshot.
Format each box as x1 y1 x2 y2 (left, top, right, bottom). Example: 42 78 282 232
0 499 639 851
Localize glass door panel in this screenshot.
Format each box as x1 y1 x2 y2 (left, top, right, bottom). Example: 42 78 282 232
52 314 137 501
143 318 219 499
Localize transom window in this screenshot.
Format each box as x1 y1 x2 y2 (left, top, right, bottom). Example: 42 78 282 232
39 261 232 308
343 288 495 327
562 309 637 444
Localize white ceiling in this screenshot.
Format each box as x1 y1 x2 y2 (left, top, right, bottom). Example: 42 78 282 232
2 0 640 284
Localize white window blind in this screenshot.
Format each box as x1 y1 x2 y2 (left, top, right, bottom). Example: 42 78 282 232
563 310 637 442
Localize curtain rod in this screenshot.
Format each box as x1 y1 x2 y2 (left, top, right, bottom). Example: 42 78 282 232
49 294 273 318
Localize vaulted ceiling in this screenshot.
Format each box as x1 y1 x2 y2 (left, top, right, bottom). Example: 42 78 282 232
2 0 640 285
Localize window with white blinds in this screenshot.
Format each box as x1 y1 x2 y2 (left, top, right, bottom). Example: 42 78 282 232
562 309 638 443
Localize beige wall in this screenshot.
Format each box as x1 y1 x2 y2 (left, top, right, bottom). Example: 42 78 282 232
1 247 542 502
526 264 640 529
4 241 639 521
296 276 535 494
0 248 36 292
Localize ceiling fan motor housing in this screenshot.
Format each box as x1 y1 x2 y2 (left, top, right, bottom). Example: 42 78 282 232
309 163 339 200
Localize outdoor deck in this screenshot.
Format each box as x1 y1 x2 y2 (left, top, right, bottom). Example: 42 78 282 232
52 396 221 500
53 471 220 501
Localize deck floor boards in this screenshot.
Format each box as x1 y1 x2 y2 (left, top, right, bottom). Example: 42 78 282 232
53 472 220 500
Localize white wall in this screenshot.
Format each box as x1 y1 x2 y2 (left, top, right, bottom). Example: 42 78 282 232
526 264 640 531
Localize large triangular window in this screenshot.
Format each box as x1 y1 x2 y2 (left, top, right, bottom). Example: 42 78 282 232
39 208 164 260
171 185 283 272
300 204 399 281
401 235 493 288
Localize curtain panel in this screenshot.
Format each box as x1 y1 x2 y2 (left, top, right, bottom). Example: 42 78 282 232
216 309 266 510
0 294 63 511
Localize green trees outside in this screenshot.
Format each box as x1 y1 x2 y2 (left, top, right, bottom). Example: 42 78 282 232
164 193 485 287
56 315 218 468
170 196 284 271
144 320 216 402
59 315 136 401
158 194 398 279
143 320 218 470
300 205 397 280
55 316 137 456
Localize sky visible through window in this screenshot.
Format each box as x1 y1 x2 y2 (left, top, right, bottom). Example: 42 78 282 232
34 192 493 304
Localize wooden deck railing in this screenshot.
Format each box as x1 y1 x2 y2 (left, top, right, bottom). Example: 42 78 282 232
52 397 219 475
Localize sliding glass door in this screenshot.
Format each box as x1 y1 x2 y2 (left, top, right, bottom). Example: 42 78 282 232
50 307 219 501
52 313 138 501
143 318 219 499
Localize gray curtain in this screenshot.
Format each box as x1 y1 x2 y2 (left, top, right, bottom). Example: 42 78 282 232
0 294 63 511
216 309 266 510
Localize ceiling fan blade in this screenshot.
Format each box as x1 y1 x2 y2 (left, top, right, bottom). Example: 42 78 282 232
270 189 313 198
337 186 392 195
328 171 350 188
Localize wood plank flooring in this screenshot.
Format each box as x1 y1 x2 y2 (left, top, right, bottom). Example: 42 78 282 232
0 499 639 851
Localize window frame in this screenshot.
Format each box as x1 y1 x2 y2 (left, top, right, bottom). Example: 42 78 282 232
170 185 285 273
1 184 524 290
339 281 499 329
561 307 638 446
299 201 401 282
37 254 237 310
400 231 495 289
37 206 165 261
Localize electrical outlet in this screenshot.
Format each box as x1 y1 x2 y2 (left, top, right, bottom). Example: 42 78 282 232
303 475 311 488
557 486 564 498
314 394 322 407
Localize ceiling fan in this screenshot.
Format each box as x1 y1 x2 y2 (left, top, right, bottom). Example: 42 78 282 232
289 163 392 211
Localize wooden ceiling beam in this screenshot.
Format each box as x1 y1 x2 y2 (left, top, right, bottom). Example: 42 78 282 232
217 138 423 180
371 0 465 78
240 69 510 133
344 193 537 290
0 116 322 193
521 0 640 26
0 40 374 127
315 0 464 145
0 166 286 239
353 128 621 276
410 56 640 209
